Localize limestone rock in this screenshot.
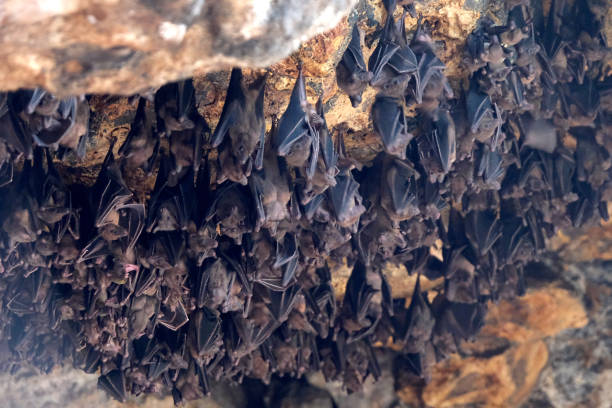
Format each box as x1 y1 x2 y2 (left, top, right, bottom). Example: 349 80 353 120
0 0 356 95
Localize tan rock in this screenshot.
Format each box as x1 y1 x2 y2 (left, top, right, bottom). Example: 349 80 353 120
0 0 356 95
398 285 589 407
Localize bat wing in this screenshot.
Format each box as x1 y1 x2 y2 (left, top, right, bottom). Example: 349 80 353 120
177 79 196 124
497 218 527 264
372 96 407 158
388 45 418 74
466 88 492 133
368 14 400 82
465 210 502 256
93 149 133 228
477 145 504 186
274 68 309 155
328 172 359 222
212 68 244 148
342 24 368 74
387 158 419 216
254 74 267 170
317 100 338 173
414 52 445 104
121 203 145 252
194 307 221 355
98 370 126 402
248 172 267 228
552 150 575 198
158 300 189 331
268 284 301 322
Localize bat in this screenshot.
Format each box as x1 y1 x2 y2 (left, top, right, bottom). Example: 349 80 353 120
21 90 90 158
273 66 320 180
410 23 447 106
336 24 372 107
118 97 159 173
249 133 291 234
343 261 379 333
0 93 32 159
327 168 366 230
191 307 221 356
155 79 208 181
372 96 413 159
147 156 195 233
464 210 502 257
297 100 339 205
392 275 435 353
205 182 252 243
368 10 417 98
466 85 502 144
421 108 456 177
212 68 266 185
476 144 504 189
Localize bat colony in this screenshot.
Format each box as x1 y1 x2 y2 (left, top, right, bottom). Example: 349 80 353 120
0 0 610 403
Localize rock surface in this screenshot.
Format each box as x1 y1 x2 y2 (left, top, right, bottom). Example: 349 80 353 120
0 0 355 95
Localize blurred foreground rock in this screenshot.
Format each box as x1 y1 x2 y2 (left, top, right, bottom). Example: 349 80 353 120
0 0 355 95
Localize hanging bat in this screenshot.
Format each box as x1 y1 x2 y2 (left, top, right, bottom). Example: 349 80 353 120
155 79 198 134
190 307 221 357
342 261 382 339
297 100 339 205
249 128 291 234
392 275 435 353
212 68 266 185
372 96 413 159
380 157 421 223
147 156 195 233
21 90 90 158
205 182 252 243
336 24 372 107
155 79 208 181
420 108 456 180
0 92 32 159
273 66 320 180
327 168 366 230
466 85 502 145
369 10 417 98
476 144 504 189
118 97 159 173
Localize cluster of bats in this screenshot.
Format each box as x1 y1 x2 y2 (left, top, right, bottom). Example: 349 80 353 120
0 0 610 404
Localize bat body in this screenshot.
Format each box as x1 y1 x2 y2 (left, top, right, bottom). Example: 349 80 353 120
273 67 321 181
213 68 266 185
372 96 413 159
336 25 372 107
